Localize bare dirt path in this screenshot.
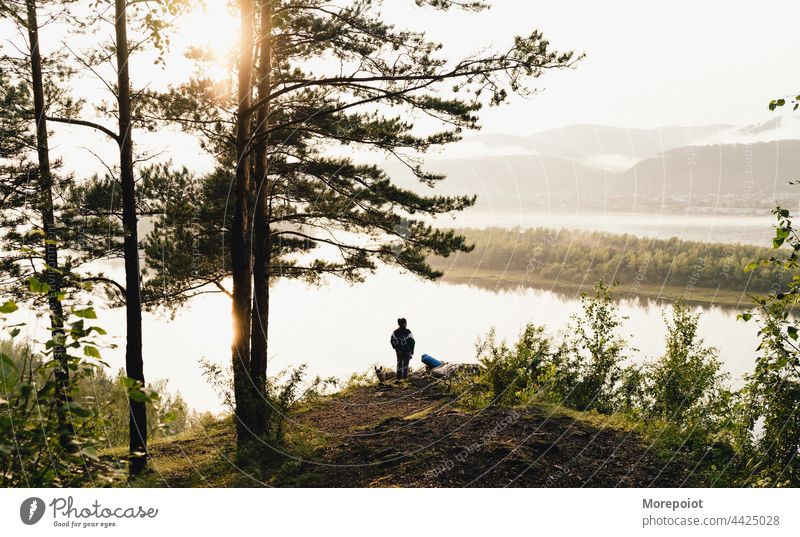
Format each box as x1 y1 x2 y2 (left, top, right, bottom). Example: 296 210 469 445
279 375 690 487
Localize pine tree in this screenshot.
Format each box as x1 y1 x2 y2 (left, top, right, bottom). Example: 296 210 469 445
0 0 80 450
18 0 196 475
140 0 580 454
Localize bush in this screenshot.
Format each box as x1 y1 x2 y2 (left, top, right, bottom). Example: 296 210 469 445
557 281 628 413
264 365 337 445
0 303 121 487
737 206 800 486
474 324 553 406
643 302 727 424
464 282 630 413
81 367 190 447
200 359 337 448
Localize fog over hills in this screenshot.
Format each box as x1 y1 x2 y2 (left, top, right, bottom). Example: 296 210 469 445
471 124 734 171
616 140 800 196
392 119 800 212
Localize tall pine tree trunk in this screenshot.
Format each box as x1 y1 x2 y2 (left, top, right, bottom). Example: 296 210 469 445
232 0 255 451
25 0 72 451
114 0 147 475
249 0 273 441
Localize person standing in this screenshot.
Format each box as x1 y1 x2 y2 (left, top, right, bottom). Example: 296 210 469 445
390 318 415 380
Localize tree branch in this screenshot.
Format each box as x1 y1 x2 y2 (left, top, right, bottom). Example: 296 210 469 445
46 116 120 143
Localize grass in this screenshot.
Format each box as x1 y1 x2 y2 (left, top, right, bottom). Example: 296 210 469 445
107 418 268 488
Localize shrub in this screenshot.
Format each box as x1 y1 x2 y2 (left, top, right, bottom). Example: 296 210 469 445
264 365 337 445
82 368 191 447
0 303 121 487
737 206 800 486
200 359 337 448
643 302 727 424
474 324 553 406
558 281 628 413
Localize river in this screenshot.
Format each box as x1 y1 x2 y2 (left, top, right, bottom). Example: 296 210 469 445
10 212 773 414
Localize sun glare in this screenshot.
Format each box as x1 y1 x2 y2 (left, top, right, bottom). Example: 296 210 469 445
178 2 240 75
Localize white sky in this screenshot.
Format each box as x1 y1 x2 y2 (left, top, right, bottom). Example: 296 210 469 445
6 0 800 175
381 0 800 134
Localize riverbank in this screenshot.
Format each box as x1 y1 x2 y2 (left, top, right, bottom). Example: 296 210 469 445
434 267 757 309
427 226 785 309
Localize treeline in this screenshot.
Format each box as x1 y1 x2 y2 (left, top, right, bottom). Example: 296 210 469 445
433 227 787 294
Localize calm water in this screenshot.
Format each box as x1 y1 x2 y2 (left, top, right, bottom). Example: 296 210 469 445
9 269 756 414
14 211 774 413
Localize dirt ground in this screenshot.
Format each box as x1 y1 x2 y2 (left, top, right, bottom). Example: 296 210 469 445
276 375 691 487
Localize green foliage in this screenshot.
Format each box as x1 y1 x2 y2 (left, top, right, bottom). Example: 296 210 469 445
642 302 728 424
738 206 800 486
0 303 121 487
557 282 629 413
263 365 338 446
200 359 337 449
434 227 786 295
82 368 191 448
456 282 743 483
474 324 553 406
769 95 800 111
464 282 630 413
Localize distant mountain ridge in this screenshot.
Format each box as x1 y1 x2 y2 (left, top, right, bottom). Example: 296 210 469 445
468 118 800 165
615 140 800 196
387 122 800 209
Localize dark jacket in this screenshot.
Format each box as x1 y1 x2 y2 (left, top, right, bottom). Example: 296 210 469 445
390 327 415 354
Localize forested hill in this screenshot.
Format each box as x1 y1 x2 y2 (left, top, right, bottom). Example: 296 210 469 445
428 227 786 303
615 140 800 195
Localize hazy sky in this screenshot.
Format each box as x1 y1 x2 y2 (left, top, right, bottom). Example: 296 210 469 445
7 0 800 177
376 0 800 134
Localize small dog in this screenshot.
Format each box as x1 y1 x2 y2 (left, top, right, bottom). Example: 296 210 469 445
374 366 396 383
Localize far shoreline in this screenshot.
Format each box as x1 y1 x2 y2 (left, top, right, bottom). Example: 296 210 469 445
435 267 758 310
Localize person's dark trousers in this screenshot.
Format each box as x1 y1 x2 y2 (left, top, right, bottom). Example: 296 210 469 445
396 352 412 379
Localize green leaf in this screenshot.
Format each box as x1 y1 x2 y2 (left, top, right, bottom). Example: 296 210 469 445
738 313 753 322
84 346 101 359
0 301 19 314
0 353 17 387
162 411 176 424
122 377 140 390
769 98 786 111
773 227 790 248
28 276 50 294
80 446 99 461
128 389 148 403
788 326 798 341
68 403 92 418
73 307 97 319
